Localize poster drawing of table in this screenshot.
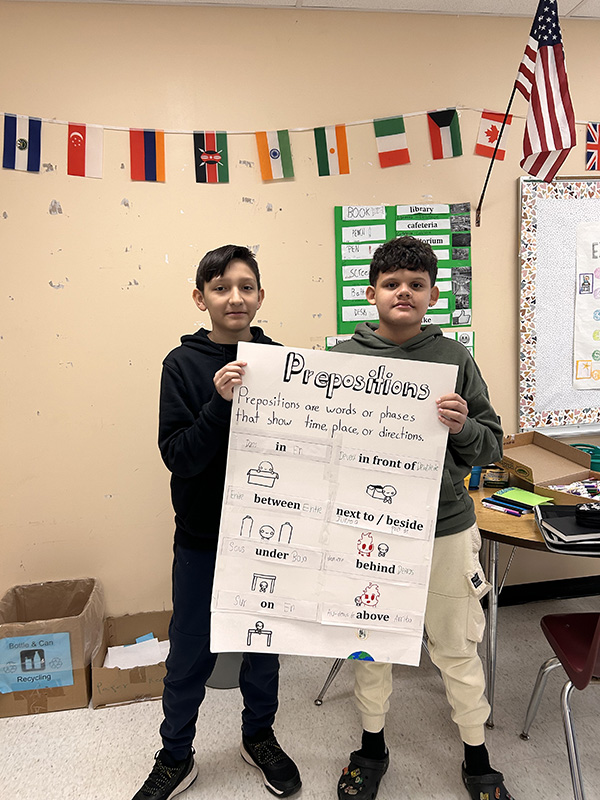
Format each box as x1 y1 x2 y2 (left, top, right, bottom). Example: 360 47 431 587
211 343 457 666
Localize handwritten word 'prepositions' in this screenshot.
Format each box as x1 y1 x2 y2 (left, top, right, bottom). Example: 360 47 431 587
283 352 430 402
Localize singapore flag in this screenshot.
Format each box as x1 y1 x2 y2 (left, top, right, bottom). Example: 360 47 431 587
67 123 103 178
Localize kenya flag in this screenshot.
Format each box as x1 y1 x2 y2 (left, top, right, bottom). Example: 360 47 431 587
194 131 229 183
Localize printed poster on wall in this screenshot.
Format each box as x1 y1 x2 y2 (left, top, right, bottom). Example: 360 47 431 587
334 204 472 336
210 343 457 666
574 221 600 388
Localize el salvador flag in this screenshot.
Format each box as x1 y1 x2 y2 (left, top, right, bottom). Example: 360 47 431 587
3 114 42 172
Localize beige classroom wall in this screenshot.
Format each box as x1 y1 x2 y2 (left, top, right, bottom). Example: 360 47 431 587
1 2 599 614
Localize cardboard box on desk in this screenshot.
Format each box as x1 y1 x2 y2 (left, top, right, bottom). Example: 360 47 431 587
92 610 171 709
499 431 600 505
0 578 105 718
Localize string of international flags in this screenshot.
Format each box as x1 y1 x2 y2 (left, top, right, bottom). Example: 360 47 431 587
2 106 599 182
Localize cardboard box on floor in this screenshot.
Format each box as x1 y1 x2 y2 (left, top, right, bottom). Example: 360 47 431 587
0 578 104 718
92 610 171 709
499 431 600 504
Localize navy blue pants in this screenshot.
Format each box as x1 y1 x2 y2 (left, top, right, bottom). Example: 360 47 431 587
160 545 280 761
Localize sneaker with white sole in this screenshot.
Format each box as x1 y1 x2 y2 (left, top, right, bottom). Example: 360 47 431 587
241 732 302 797
132 749 198 800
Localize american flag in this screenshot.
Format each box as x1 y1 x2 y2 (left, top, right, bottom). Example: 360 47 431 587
514 0 575 182
586 123 600 171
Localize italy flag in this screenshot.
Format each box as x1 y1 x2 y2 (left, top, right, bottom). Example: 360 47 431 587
373 115 410 168
255 130 294 181
314 125 350 176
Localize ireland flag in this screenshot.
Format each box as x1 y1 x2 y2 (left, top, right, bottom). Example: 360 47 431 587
314 124 350 176
373 115 410 168
427 109 462 160
255 130 294 181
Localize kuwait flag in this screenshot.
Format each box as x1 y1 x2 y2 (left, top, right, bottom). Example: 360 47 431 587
475 110 512 161
194 131 229 183
314 125 350 176
130 129 165 182
373 115 410 168
67 123 103 178
427 109 462 160
255 130 294 181
3 114 41 172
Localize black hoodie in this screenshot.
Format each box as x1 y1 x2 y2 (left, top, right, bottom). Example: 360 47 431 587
158 326 278 550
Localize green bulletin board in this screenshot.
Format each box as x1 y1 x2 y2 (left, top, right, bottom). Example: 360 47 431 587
334 203 472 335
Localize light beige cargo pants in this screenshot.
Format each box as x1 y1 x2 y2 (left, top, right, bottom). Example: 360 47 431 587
354 522 491 746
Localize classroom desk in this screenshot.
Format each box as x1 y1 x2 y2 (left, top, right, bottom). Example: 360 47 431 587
473 487 547 729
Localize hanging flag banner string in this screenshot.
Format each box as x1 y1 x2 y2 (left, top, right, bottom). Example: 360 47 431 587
2 105 591 138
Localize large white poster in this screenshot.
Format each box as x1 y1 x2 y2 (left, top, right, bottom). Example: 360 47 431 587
574 222 600 388
211 343 457 666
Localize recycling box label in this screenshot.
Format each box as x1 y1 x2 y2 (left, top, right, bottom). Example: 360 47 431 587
0 633 73 693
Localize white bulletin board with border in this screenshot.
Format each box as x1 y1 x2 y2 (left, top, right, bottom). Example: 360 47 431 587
519 177 600 433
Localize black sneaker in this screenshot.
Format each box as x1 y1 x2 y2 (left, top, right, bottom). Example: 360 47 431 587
132 749 198 800
241 732 302 797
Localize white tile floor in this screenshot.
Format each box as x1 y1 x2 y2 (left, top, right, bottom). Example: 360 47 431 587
1 594 599 800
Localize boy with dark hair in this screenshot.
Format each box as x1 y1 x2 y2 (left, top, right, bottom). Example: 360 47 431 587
332 236 515 800
132 244 301 800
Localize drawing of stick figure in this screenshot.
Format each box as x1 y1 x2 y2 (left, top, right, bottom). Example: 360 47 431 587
247 620 272 647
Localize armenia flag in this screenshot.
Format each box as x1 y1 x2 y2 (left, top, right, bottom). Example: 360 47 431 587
314 124 350 176
67 123 103 178
475 110 512 161
194 131 229 183
130 129 165 182
373 115 410 168
586 123 600 171
427 109 462 160
255 130 294 181
3 114 41 172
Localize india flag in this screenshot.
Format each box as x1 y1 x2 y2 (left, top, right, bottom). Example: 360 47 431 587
2 114 41 172
373 115 410 168
314 124 350 176
427 109 462 160
67 123 103 178
255 130 294 181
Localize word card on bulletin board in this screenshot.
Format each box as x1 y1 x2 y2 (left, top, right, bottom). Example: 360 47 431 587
334 204 473 344
519 177 600 432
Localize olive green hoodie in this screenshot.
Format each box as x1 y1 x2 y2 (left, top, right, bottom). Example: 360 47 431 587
333 322 503 537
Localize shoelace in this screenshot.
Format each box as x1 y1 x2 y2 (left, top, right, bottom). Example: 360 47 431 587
142 758 181 794
248 736 286 766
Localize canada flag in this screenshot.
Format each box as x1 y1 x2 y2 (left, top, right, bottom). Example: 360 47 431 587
475 110 512 161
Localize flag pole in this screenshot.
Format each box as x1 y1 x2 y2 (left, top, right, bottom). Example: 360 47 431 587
475 86 517 227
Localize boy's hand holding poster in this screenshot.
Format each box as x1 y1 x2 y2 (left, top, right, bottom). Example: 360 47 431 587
211 343 457 666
